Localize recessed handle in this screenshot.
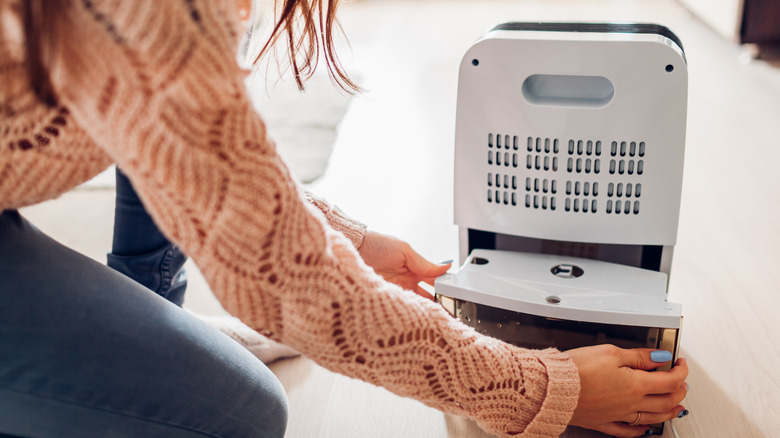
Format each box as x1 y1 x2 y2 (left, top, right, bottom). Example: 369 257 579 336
522 74 614 108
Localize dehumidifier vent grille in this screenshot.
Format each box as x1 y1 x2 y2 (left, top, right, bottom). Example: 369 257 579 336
484 134 646 215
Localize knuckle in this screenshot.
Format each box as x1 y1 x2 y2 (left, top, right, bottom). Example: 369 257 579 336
662 398 678 412
632 349 645 366
602 344 621 357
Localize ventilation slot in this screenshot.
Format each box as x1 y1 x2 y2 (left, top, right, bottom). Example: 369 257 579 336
526 194 555 210
524 176 557 211
605 199 641 215
488 133 520 168
608 159 644 175
526 136 560 172
487 171 517 206
562 179 599 214
607 183 641 199
567 139 601 174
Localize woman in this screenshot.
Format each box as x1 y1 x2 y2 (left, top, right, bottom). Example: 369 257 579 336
0 1 688 437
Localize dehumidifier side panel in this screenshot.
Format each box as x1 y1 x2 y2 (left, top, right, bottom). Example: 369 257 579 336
454 34 687 246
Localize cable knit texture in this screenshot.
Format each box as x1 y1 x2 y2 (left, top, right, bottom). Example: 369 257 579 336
0 1 580 436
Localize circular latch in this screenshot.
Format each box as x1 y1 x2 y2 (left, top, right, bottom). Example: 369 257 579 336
551 264 584 278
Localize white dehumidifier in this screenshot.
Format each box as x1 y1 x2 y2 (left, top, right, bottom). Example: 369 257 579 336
434 23 687 435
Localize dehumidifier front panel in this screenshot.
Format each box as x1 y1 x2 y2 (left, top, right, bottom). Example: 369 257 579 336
453 31 688 246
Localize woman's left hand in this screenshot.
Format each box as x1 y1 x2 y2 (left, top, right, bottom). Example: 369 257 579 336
358 231 451 300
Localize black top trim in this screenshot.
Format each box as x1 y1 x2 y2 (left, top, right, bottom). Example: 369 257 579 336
490 22 684 55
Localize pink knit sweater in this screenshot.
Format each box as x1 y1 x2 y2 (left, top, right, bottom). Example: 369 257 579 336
0 1 580 436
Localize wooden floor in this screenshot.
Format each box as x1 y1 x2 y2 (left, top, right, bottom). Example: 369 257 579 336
20 0 780 437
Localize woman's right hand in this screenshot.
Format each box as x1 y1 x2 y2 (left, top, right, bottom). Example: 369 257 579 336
566 344 689 437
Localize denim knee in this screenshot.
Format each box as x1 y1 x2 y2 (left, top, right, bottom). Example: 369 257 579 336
256 378 289 438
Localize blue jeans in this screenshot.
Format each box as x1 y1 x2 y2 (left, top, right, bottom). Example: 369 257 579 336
0 210 288 437
108 168 188 306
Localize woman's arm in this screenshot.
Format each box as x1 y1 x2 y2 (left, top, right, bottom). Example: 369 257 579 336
48 2 580 436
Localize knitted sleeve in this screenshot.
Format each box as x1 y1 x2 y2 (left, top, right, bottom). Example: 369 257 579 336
47 2 580 436
304 190 366 249
0 0 112 210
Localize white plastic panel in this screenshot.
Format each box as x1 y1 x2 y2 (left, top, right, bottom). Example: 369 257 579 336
435 249 682 328
454 30 688 245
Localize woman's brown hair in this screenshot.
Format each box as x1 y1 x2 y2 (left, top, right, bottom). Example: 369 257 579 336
257 0 358 92
23 0 357 107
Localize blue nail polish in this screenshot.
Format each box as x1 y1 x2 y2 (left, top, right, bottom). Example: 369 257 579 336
439 259 454 265
677 409 689 418
650 350 673 363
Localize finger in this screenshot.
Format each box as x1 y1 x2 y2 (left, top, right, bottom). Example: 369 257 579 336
412 284 435 301
621 405 687 428
639 359 689 395
642 384 688 411
422 274 448 287
620 348 676 371
405 249 451 278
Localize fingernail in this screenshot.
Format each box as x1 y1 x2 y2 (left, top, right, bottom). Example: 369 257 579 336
677 409 690 418
438 259 454 265
650 350 673 362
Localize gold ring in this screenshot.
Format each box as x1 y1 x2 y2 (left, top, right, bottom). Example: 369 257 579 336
629 412 642 426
